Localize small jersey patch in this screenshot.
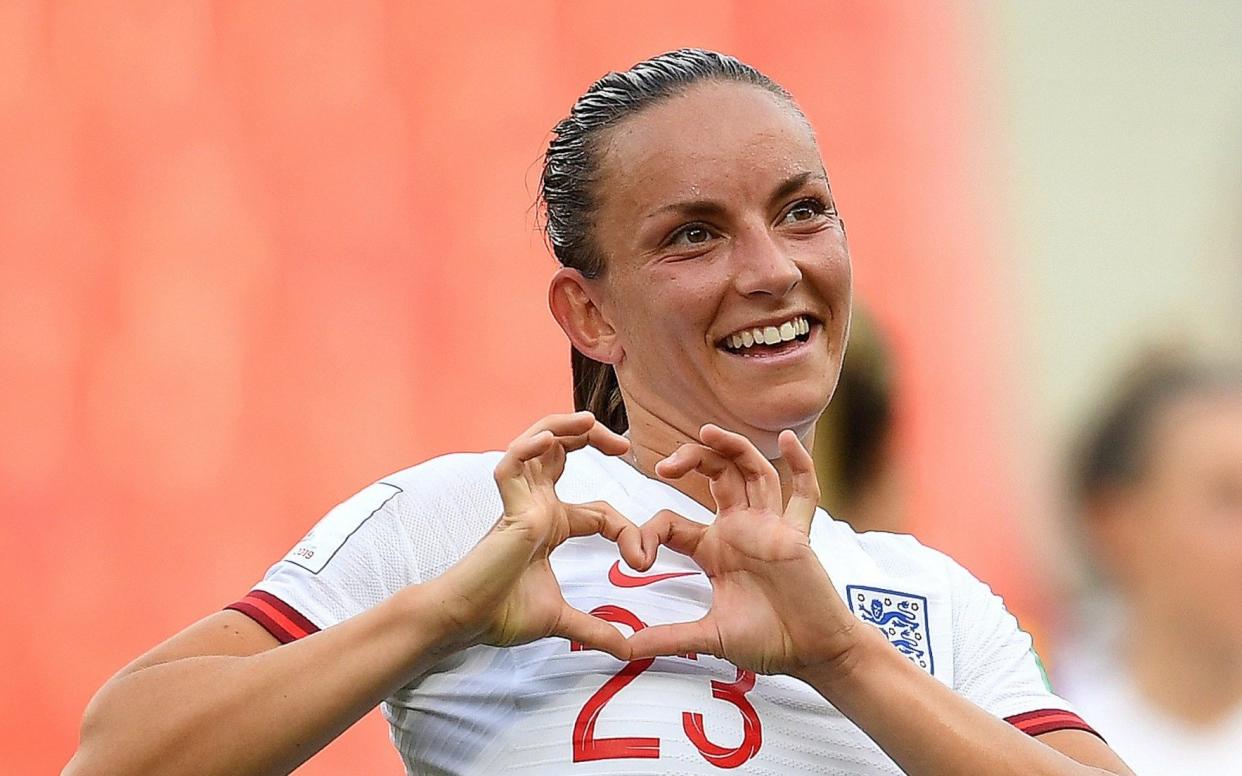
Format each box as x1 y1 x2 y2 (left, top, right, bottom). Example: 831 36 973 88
282 481 402 574
847 584 934 674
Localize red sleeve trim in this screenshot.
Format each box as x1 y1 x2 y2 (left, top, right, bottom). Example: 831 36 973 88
224 590 320 644
1005 708 1104 741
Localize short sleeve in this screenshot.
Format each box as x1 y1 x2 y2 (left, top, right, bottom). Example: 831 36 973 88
227 479 418 641
225 452 506 644
948 561 1102 740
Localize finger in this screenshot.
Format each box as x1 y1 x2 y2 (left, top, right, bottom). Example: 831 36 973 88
640 509 708 567
586 421 631 456
495 428 558 479
655 443 725 478
497 412 625 496
699 424 781 513
626 618 721 660
493 430 556 507
521 425 628 488
779 429 820 532
548 422 631 457
566 501 646 571
520 410 598 440
554 605 632 661
656 444 746 510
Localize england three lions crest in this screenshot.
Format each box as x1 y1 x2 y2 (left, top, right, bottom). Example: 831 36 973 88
846 585 934 674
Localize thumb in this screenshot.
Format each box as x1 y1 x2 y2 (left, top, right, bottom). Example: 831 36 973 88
626 617 720 661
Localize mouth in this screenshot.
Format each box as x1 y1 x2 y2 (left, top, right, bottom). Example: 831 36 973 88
717 314 817 358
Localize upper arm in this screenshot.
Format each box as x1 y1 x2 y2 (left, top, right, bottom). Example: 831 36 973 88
1036 729 1135 775
946 561 1086 727
945 569 1133 773
941 556 1127 767
117 610 281 680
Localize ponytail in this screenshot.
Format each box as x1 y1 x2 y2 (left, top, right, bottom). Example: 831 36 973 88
571 347 627 434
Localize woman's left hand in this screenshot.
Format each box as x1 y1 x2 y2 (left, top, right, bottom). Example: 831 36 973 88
626 425 862 680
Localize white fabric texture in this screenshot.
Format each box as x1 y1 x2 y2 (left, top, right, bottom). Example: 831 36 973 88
1058 628 1242 775
251 446 1080 775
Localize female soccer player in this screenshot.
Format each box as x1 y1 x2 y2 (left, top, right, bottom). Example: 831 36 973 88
65 49 1133 775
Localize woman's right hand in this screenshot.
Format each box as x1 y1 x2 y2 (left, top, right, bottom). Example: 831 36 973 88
63 412 642 776
423 411 644 660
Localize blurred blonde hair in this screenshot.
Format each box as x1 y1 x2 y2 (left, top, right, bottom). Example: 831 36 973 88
813 308 896 529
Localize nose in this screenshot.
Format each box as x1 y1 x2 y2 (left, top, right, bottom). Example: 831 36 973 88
732 228 802 298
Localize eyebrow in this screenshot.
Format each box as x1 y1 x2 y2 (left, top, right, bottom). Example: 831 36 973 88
647 170 831 220
771 170 830 204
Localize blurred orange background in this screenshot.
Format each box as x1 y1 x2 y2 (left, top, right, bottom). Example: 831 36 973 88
3 3 1045 773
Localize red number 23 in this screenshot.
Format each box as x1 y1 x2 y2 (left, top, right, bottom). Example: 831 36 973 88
570 605 763 768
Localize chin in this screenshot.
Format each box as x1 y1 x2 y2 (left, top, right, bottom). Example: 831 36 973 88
733 394 827 443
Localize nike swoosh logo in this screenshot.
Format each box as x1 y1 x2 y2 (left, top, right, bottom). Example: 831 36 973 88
608 560 699 588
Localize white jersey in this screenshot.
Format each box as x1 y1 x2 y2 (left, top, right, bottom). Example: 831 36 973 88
229 447 1094 775
1062 664 1242 775
1057 623 1242 775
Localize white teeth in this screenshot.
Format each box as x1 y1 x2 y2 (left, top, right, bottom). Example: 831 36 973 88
723 315 811 352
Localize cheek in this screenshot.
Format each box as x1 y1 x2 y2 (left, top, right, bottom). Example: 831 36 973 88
800 233 852 292
829 240 853 291
1150 511 1242 602
611 272 716 352
651 264 726 316
1188 522 1242 587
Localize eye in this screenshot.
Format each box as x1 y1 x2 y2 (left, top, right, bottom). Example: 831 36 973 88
668 223 716 247
781 197 830 225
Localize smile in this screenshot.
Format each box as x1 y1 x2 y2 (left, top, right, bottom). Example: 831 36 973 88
719 315 813 355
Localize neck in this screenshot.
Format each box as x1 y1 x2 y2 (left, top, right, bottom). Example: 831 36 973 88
621 401 815 513
1126 604 1242 726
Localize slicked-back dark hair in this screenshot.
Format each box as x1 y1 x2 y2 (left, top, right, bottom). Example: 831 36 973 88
539 48 796 433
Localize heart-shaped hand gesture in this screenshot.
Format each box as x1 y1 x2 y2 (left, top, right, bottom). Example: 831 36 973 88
427 412 645 659
626 425 860 680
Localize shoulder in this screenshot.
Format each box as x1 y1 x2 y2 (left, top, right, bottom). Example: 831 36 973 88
380 450 505 493
811 515 959 581
366 451 503 514
377 449 507 522
810 516 1005 624
853 527 948 566
303 451 509 580
859 529 1016 620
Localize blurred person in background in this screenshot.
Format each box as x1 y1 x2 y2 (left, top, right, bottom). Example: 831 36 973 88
813 308 903 534
1058 353 1242 773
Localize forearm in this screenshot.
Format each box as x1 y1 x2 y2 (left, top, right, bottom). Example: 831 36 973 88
67 586 454 776
801 626 1126 776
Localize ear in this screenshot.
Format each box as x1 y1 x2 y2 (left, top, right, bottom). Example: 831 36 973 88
548 267 622 365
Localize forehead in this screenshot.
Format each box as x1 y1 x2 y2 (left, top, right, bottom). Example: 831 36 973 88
1150 391 1242 468
595 81 822 206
